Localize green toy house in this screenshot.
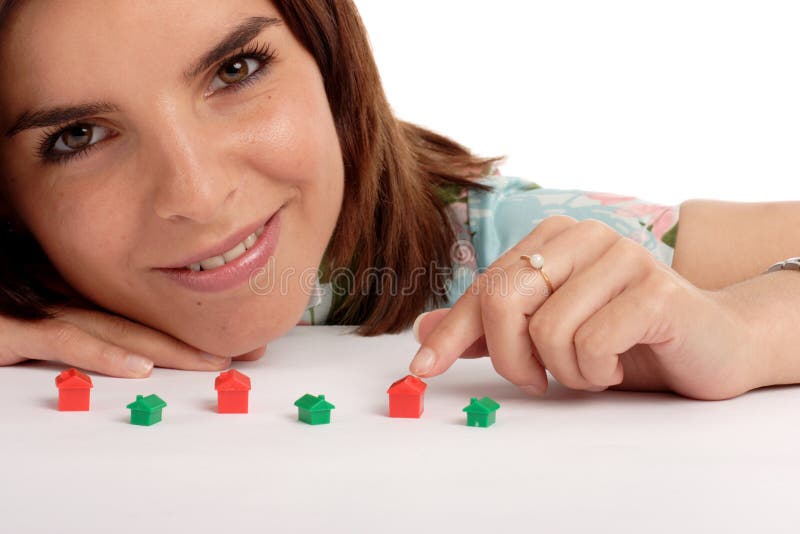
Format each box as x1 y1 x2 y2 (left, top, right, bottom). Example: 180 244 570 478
462 397 500 428
126 394 167 426
293 393 335 425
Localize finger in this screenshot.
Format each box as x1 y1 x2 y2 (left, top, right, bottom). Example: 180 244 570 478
413 309 488 358
479 219 621 391
57 308 231 371
532 236 653 389
409 215 577 377
414 310 546 365
480 267 548 391
27 318 154 378
574 274 678 387
233 345 267 361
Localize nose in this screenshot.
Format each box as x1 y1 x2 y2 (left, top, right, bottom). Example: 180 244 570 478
146 100 240 223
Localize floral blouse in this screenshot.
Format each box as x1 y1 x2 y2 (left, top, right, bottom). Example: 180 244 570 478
297 165 680 325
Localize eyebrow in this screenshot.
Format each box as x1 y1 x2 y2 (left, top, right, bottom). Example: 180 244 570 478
4 15 282 138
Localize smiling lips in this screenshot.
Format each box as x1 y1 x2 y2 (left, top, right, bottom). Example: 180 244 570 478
186 224 266 271
159 210 277 271
154 207 282 293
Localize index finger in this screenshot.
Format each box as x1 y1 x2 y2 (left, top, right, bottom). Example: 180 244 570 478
58 307 231 371
408 278 483 377
409 215 576 377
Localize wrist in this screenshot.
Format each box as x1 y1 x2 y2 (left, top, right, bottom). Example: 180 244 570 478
712 270 800 390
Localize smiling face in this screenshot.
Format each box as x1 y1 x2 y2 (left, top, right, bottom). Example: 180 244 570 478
0 0 345 356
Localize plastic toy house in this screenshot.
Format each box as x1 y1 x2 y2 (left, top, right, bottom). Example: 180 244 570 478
293 393 335 425
215 369 251 413
387 375 427 418
462 397 500 428
126 394 167 426
55 368 93 411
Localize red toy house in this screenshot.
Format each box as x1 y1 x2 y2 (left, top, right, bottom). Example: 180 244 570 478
215 369 251 413
55 368 93 411
387 375 427 418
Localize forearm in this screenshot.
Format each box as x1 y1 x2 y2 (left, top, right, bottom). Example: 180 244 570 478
671 199 800 289
712 269 800 389
671 198 800 388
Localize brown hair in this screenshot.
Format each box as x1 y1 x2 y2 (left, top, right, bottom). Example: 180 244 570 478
0 0 502 335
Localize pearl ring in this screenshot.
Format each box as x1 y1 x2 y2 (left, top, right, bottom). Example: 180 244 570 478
520 253 554 295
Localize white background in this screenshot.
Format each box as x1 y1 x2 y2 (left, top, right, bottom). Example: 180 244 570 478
3 326 800 534
3 4 800 533
355 0 800 204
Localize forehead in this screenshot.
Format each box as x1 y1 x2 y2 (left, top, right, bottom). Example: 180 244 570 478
0 0 281 122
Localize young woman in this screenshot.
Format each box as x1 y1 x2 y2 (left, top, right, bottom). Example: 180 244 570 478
1 0 799 400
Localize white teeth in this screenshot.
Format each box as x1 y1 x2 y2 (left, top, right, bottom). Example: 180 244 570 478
199 255 226 270
185 226 264 271
243 233 257 249
222 242 247 262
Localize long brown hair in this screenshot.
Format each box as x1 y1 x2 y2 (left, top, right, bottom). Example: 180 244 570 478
0 0 502 335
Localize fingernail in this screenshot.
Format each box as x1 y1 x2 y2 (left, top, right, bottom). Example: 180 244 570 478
412 312 430 343
202 353 231 367
125 354 153 375
410 346 436 376
520 384 546 397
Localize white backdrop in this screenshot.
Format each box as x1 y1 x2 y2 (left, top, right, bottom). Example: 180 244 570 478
4 326 800 534
355 0 800 205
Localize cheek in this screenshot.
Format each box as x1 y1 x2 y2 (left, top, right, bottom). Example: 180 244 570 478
16 175 138 296
233 82 342 192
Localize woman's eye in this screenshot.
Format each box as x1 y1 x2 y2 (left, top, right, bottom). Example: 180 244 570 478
207 42 277 95
36 124 113 165
208 56 266 93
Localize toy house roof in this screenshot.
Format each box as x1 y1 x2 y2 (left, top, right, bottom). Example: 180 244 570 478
126 394 167 412
293 393 335 411
387 375 427 395
55 368 93 389
462 396 500 414
215 369 252 391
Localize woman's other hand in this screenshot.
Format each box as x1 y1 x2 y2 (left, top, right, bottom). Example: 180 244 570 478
0 306 266 377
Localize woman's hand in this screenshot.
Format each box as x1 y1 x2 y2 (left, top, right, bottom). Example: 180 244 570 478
0 305 267 377
410 215 762 400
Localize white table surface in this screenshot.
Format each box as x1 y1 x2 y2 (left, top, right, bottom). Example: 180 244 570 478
1 325 798 533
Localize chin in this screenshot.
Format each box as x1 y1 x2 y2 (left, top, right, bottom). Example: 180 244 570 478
188 332 267 360
187 304 304 358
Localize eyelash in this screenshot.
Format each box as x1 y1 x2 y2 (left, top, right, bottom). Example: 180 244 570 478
35 41 278 166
